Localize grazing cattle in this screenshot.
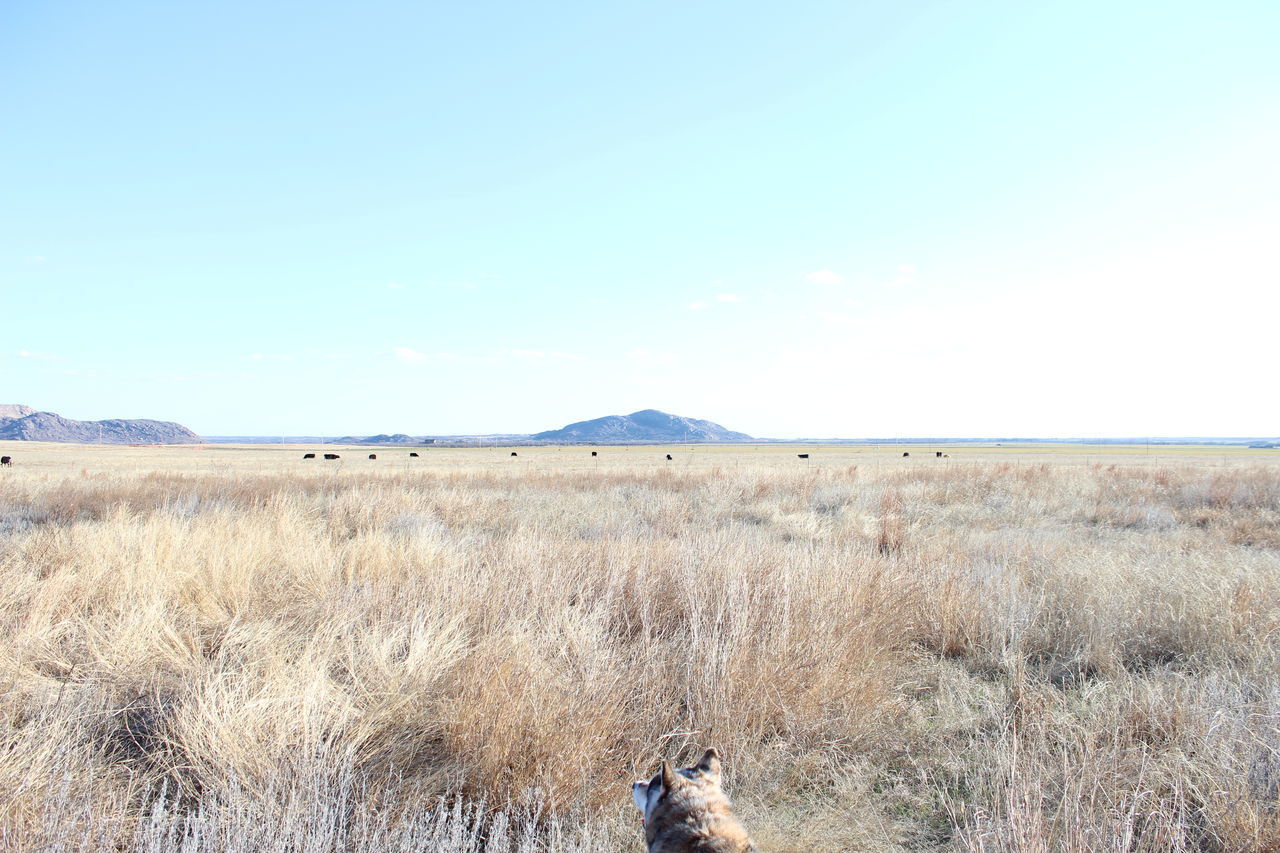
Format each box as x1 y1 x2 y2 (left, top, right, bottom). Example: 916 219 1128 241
409 452 419 457
324 453 340 460
302 453 315 459
665 454 673 461
0 456 10 466
936 451 943 458
368 454 377 460
590 451 597 457
944 454 950 458
902 452 910 457
510 452 518 457
797 453 809 459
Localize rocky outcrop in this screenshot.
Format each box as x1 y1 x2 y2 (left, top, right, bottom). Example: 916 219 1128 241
0 408 202 444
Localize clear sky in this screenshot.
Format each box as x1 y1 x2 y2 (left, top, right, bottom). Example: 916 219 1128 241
3 1 1277 438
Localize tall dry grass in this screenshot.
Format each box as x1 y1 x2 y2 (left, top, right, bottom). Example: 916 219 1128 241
0 453 1277 851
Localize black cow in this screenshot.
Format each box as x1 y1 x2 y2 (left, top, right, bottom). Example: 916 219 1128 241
368 454 377 460
936 451 943 458
902 452 910 457
590 451 598 457
510 452 518 457
409 452 419 457
797 453 809 459
324 453 340 460
665 454 673 461
0 456 11 466
302 453 315 459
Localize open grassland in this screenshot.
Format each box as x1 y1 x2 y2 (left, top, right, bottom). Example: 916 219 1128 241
1 443 1277 851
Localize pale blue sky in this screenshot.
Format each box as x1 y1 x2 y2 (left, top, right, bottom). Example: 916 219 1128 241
3 2 1277 437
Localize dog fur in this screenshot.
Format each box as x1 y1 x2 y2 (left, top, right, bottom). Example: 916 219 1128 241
632 748 756 853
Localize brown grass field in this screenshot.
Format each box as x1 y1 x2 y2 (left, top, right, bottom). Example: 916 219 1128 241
1 441 1277 851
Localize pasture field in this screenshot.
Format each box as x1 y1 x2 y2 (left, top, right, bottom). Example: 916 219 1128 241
1 442 1277 851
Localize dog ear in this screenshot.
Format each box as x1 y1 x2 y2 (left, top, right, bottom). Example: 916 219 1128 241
695 748 722 781
659 760 683 795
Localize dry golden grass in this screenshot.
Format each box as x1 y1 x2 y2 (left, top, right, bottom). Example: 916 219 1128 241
0 442 1277 851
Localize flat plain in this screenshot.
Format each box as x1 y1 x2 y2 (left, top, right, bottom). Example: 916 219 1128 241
1 442 1277 851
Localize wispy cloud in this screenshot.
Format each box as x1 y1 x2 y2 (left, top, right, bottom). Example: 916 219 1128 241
24 256 47 264
16 349 65 362
806 269 844 285
716 293 742 303
144 369 226 383
627 348 681 366
503 349 583 362
40 366 105 377
886 263 917 288
424 279 478 291
393 346 428 362
688 300 708 310
815 310 858 326
389 347 581 365
386 282 405 290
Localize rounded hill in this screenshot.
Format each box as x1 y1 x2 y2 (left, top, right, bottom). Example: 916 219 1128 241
532 409 751 443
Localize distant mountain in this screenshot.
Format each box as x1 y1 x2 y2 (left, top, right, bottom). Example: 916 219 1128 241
0 404 35 419
332 434 436 446
0 407 202 444
533 409 752 443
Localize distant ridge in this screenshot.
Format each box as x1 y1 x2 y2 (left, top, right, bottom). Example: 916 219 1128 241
0 406 202 444
533 409 752 443
332 433 436 446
